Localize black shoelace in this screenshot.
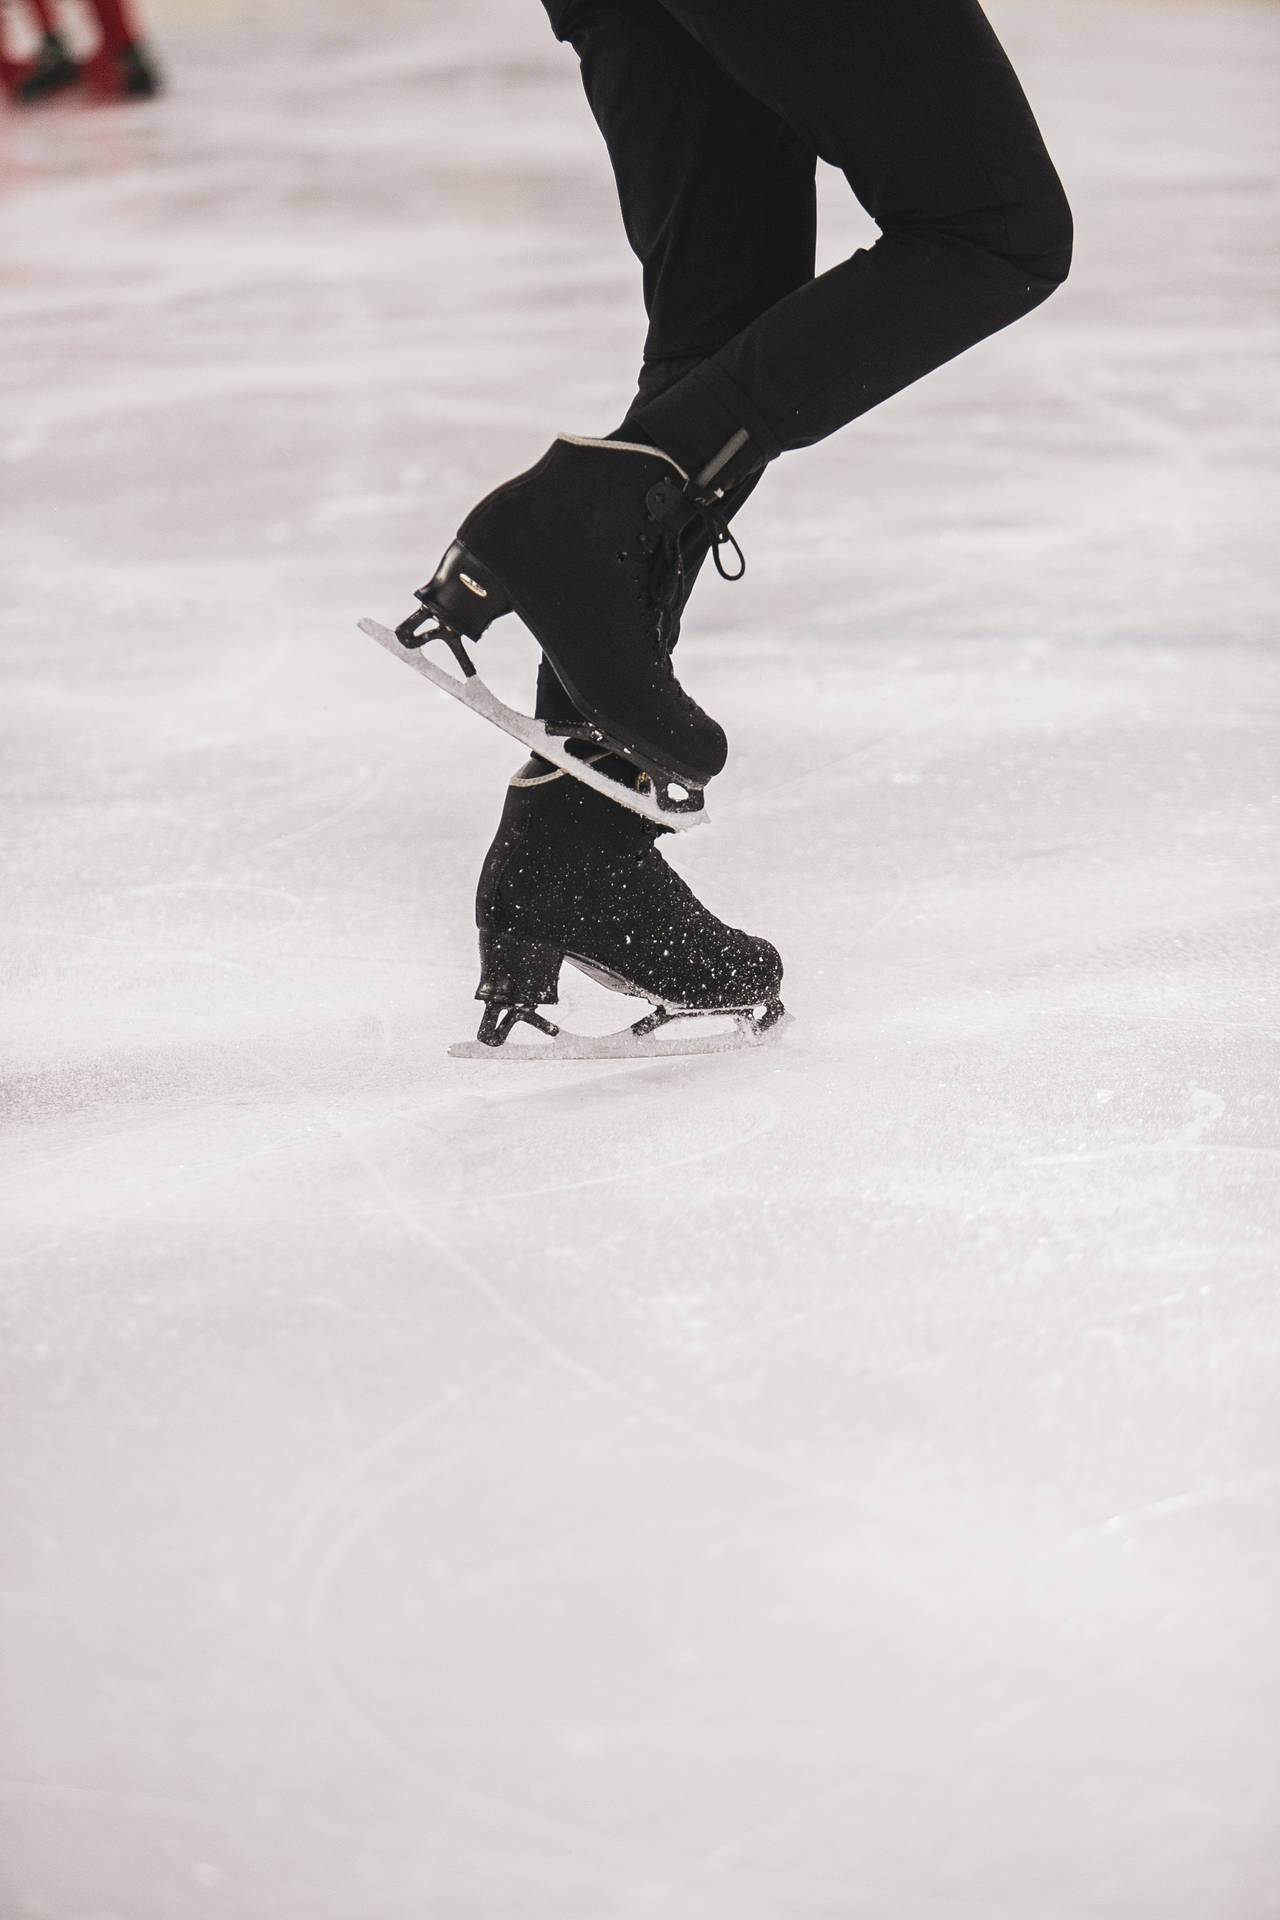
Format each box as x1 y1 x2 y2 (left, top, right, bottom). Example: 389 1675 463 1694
645 483 747 649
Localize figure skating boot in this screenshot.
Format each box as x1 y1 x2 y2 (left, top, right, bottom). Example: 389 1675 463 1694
14 31 78 100
81 0 162 98
449 757 788 1061
83 38 161 98
360 433 751 830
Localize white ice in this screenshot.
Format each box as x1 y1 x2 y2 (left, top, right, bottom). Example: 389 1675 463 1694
1 1 1278 1914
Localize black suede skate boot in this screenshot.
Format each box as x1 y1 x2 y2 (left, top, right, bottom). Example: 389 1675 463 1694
398 434 752 797
531 462 764 738
467 757 785 1051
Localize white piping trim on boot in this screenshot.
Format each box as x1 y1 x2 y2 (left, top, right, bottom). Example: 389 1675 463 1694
556 433 689 483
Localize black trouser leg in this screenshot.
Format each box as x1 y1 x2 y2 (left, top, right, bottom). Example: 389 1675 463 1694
555 0 1071 490
536 0 1071 722
536 0 810 725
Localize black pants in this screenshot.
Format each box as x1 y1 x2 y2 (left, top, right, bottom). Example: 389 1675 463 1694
536 0 1072 716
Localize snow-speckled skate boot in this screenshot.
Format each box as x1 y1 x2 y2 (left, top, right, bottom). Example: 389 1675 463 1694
396 434 749 805
452 758 787 1060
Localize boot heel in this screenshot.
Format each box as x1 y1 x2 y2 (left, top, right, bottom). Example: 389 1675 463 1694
473 930 564 1046
414 543 512 641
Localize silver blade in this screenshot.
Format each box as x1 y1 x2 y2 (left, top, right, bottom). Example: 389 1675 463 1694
448 1010 791 1062
358 617 710 832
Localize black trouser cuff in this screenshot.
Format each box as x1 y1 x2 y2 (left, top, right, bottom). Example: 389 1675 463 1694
626 359 779 493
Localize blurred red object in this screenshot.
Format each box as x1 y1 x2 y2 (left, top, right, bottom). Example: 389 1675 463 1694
1 0 161 103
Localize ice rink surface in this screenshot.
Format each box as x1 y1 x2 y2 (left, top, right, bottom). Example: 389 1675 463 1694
2 0 1279 1913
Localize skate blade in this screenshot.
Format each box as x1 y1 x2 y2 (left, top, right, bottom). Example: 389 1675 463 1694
448 1009 791 1062
359 617 709 832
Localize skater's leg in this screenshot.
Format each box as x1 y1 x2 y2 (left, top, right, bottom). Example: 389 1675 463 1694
405 0 1069 793
5 0 79 100
560 0 818 372
444 5 790 1041
83 0 161 95
86 0 134 53
620 0 1073 486
536 0 808 725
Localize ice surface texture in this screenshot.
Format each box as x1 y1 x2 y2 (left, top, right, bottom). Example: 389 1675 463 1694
1 1 1278 1916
